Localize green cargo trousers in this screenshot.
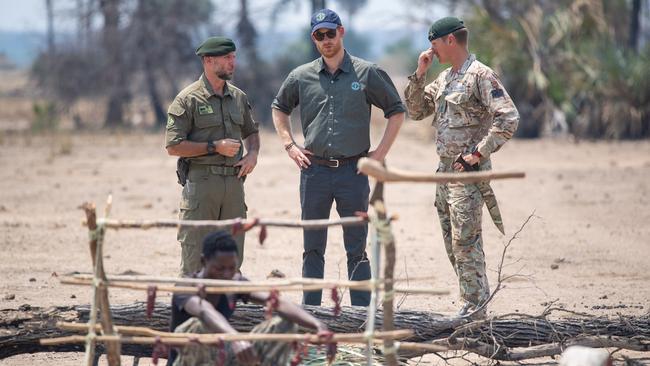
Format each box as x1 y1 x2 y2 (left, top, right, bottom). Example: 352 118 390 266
178 164 247 274
434 158 491 309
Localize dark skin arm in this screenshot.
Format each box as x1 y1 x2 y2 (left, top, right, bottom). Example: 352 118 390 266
182 296 260 365
249 291 329 333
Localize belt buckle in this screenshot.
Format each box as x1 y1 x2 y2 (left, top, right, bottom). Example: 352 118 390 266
328 158 340 168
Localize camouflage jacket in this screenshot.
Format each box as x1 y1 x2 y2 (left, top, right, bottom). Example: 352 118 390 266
404 54 519 159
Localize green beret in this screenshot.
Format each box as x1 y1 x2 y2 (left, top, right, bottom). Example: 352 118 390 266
428 17 465 41
195 36 236 56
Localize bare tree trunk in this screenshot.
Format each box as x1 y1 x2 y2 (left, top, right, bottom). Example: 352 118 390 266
135 0 166 129
629 0 642 52
101 0 129 128
2 302 649 360
76 0 84 46
238 0 258 63
45 0 55 53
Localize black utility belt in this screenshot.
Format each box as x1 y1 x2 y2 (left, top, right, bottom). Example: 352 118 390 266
309 154 365 168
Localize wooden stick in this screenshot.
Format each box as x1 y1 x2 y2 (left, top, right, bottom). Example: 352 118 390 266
41 328 414 346
81 203 98 366
357 158 525 183
369 181 399 366
396 335 650 360
70 273 435 288
82 203 121 366
88 216 368 230
60 277 449 296
85 199 121 366
365 193 381 365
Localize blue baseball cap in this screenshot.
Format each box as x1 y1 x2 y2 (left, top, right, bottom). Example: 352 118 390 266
311 9 342 33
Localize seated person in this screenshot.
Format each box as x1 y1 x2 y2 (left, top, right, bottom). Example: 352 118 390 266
169 230 329 366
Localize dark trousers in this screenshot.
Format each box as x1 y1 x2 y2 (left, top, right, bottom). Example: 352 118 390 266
300 161 371 306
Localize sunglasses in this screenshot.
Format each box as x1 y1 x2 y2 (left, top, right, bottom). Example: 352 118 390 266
313 29 337 41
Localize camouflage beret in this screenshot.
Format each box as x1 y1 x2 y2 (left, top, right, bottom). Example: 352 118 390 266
428 17 465 41
195 36 236 57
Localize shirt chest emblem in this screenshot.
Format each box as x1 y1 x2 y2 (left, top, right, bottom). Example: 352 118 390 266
351 81 361 91
198 104 214 115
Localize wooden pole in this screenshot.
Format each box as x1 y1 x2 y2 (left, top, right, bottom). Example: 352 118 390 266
47 323 413 345
365 192 381 366
357 157 525 183
89 216 367 230
70 273 430 287
82 201 121 366
369 181 399 366
60 276 449 296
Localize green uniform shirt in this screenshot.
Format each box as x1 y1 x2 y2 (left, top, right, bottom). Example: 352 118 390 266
166 74 259 166
272 51 405 158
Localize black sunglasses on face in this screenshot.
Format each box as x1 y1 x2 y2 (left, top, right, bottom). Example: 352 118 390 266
313 29 337 41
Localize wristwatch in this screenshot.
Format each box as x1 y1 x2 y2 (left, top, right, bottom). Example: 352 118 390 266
206 140 216 155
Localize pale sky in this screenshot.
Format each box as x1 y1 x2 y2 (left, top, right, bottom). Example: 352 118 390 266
0 0 444 34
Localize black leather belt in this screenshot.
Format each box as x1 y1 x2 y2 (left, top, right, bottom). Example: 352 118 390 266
309 154 365 168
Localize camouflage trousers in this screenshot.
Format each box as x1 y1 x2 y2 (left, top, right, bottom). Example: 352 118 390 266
435 161 490 308
172 316 297 366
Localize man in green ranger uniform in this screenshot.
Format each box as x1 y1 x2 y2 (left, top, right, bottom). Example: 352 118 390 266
166 37 260 275
404 17 519 317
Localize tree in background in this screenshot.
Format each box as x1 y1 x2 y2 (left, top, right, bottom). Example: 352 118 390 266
32 0 214 129
465 0 650 138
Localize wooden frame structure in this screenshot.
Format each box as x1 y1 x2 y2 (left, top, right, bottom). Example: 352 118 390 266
39 158 525 366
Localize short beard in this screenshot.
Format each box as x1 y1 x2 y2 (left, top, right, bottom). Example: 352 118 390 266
318 40 342 58
217 71 233 80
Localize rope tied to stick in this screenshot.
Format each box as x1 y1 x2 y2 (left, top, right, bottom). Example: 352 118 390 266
258 224 267 245
330 287 341 317
151 336 168 365
87 229 98 242
290 334 311 366
146 285 157 319
383 289 395 302
384 342 400 355
265 289 280 319
214 337 226 366
317 330 337 364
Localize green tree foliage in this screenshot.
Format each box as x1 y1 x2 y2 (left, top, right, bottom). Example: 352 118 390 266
465 0 650 138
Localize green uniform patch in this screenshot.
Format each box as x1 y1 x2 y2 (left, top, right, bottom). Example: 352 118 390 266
198 104 214 115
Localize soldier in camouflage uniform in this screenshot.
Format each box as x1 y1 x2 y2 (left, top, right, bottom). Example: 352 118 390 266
166 37 260 275
404 17 519 317
169 231 328 366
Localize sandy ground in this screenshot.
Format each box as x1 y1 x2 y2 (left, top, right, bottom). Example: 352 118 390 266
1 126 649 365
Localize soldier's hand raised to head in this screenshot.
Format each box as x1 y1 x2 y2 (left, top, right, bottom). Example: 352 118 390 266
416 48 435 78
216 138 241 157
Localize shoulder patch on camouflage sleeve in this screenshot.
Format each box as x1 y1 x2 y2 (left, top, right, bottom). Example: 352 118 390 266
489 72 504 98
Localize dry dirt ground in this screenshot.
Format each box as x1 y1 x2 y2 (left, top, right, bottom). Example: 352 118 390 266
0 126 649 365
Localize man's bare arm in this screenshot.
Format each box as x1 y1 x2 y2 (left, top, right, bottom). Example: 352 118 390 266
368 111 405 162
271 108 312 169
166 139 241 158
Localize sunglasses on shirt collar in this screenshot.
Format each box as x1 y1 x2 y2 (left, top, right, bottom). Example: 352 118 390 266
313 29 337 41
